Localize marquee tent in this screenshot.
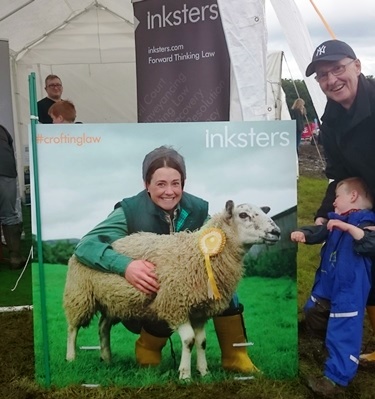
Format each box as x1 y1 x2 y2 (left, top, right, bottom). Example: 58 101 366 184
0 0 324 197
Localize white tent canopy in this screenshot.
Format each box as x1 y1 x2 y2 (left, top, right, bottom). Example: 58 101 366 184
1 0 134 56
1 1 139 198
3 1 138 126
0 0 322 197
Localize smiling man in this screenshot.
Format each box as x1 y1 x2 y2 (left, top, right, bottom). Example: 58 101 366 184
304 39 375 396
37 74 63 124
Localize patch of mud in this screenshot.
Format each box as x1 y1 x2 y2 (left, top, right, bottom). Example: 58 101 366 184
298 140 326 179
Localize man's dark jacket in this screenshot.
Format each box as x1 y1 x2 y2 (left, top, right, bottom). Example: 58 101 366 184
316 74 375 218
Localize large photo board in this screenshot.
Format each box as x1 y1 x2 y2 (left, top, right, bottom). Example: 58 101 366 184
31 121 297 387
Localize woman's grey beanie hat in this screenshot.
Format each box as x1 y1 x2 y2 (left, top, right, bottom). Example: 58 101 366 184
142 145 186 181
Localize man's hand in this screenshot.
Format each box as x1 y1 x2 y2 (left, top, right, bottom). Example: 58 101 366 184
125 260 159 294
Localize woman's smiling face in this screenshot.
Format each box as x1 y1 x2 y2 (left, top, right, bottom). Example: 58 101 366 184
146 167 183 211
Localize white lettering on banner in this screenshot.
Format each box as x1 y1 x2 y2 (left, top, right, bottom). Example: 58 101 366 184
148 44 184 54
174 52 200 61
147 4 219 29
205 126 291 148
202 51 215 58
148 51 215 63
148 55 173 64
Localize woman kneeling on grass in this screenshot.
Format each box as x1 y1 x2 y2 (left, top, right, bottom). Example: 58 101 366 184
74 145 257 374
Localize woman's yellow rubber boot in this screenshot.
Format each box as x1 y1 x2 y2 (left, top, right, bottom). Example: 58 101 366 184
135 328 169 366
360 306 375 362
213 313 259 373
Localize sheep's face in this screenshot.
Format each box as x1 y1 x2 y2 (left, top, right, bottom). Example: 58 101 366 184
226 201 281 247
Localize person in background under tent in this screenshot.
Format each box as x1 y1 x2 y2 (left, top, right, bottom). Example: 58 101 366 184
0 124 26 270
37 74 63 124
290 97 306 154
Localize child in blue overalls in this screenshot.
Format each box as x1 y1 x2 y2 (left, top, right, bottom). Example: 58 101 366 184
291 177 375 397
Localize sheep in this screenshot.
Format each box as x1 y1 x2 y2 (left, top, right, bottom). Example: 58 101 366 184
63 200 281 379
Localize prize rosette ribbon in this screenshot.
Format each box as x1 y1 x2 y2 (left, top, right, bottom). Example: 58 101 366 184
198 228 226 300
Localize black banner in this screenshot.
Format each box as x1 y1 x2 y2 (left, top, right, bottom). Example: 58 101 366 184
133 0 230 122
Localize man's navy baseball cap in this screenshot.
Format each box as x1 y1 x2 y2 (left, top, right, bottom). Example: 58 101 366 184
305 40 357 77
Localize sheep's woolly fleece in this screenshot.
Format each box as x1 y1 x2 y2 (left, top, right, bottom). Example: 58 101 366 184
64 211 246 330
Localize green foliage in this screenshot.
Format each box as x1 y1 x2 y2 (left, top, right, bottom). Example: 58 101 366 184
282 78 318 123
243 248 296 279
32 239 76 265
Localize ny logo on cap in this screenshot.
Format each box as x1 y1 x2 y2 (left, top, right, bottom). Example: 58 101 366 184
316 45 326 57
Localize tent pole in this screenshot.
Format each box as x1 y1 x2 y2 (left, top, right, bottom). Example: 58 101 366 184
0 0 34 22
29 72 51 387
309 0 336 39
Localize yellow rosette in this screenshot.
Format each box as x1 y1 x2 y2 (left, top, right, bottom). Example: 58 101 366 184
199 227 226 300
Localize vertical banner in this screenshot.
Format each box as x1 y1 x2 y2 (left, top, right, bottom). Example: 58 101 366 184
31 121 297 387
133 0 230 122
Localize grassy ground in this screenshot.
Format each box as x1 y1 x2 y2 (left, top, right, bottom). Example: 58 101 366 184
1 176 375 398
296 176 327 312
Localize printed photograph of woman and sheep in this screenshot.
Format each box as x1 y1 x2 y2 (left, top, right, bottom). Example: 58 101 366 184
31 120 297 387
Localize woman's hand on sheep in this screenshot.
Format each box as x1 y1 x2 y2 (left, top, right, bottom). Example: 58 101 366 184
125 260 159 294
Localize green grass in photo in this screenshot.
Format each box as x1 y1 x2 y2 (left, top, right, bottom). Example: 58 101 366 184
32 264 297 387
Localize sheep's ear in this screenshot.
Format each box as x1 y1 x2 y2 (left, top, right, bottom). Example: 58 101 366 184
225 200 234 220
261 206 271 214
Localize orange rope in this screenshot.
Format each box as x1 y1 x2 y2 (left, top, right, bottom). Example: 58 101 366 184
309 0 336 39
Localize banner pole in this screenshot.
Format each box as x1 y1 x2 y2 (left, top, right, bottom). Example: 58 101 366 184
28 72 51 386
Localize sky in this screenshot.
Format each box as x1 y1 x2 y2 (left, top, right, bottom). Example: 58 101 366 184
32 121 296 240
266 0 375 79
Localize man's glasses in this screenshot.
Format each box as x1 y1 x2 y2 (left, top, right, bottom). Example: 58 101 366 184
315 59 357 83
47 83 62 88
